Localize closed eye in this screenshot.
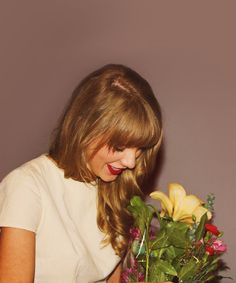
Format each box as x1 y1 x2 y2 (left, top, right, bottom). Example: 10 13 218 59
114 146 125 152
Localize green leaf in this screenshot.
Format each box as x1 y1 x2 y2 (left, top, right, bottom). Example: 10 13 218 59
195 213 208 241
129 195 144 207
168 234 186 249
204 262 218 274
151 229 168 249
128 196 154 234
149 269 166 282
164 246 177 261
149 258 177 277
171 221 189 232
171 257 183 273
195 262 219 282
178 258 199 281
168 222 189 248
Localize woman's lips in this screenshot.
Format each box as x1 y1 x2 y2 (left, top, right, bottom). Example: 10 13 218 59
107 164 123 175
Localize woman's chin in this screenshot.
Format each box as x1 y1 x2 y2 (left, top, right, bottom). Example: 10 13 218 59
99 174 119 183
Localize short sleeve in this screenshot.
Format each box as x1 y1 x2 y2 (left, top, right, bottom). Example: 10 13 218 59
0 168 42 232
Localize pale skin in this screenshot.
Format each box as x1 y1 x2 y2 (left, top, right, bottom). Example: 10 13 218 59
87 144 142 182
0 227 35 283
107 263 122 282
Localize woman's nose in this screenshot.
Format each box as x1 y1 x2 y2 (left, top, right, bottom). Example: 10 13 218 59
121 149 137 169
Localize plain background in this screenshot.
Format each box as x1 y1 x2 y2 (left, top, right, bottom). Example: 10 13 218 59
0 1 235 281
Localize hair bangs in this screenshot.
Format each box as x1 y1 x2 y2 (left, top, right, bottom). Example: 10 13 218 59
103 103 160 150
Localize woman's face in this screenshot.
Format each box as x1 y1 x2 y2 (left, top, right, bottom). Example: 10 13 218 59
87 143 142 182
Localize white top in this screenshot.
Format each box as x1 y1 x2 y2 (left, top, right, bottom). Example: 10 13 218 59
0 154 120 283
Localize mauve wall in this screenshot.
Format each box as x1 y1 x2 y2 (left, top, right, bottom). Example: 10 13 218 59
0 1 235 280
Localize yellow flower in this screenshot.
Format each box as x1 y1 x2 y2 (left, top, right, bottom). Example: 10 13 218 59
150 183 212 223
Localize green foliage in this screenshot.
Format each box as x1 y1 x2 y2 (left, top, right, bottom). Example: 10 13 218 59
128 196 154 234
167 221 189 248
149 258 177 281
122 195 227 283
178 258 200 282
204 194 215 213
151 229 168 250
195 213 208 241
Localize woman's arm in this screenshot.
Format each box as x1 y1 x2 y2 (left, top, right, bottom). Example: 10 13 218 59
107 262 121 283
0 227 35 283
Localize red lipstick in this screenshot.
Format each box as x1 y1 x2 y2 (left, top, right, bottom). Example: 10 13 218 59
107 164 123 175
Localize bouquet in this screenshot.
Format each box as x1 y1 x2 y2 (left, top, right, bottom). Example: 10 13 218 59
121 183 228 283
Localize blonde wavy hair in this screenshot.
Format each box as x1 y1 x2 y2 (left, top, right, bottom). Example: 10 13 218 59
49 64 163 257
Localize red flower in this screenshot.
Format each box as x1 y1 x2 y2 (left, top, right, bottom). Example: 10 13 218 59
205 245 215 256
205 223 220 236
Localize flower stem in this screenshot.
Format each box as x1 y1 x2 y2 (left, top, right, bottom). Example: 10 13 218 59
144 227 150 282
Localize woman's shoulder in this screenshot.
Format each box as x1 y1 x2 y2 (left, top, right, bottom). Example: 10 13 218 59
0 154 51 190
0 155 46 232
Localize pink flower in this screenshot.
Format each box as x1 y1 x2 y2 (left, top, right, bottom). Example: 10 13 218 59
205 238 227 256
129 227 141 240
126 267 133 273
212 239 227 253
138 272 145 281
120 270 129 283
121 265 142 283
120 268 134 283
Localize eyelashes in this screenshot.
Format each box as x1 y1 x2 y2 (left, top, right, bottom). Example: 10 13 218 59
114 147 125 152
112 146 145 157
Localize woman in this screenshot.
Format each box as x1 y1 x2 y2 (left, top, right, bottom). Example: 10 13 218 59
0 64 163 282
